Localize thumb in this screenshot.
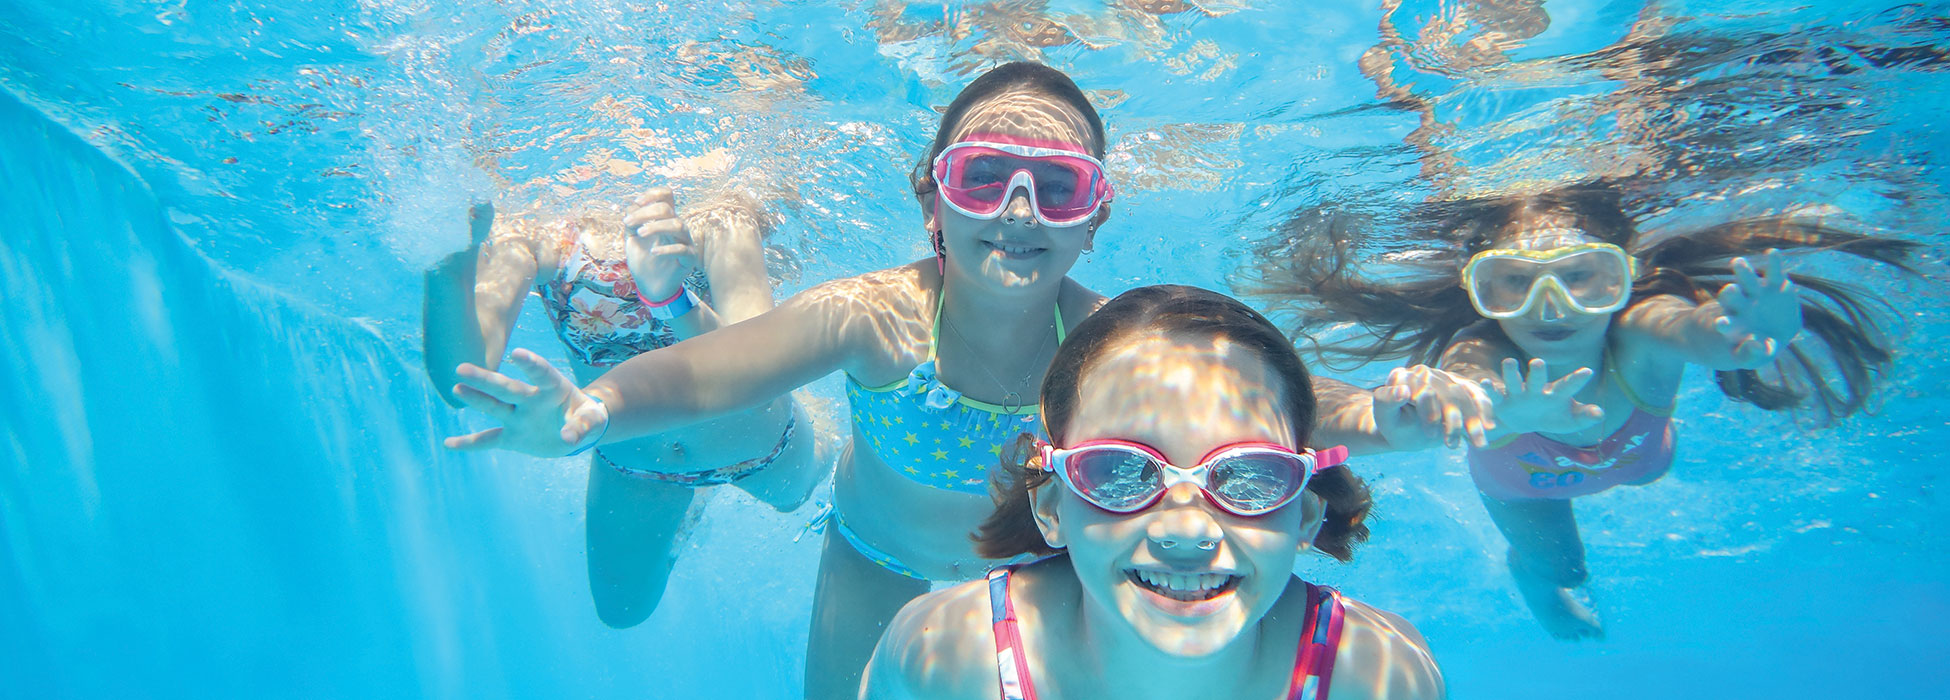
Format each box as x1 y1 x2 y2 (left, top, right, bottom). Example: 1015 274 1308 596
1371 384 1410 434
562 393 611 446
1573 402 1606 428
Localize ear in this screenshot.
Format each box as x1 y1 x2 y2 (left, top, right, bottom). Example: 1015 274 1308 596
1031 476 1067 550
1294 491 1327 554
919 187 941 233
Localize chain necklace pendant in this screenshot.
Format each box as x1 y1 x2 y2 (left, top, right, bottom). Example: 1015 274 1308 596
940 306 1054 416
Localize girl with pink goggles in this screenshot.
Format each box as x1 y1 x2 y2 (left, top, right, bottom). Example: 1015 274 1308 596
930 136 1116 228
1038 439 1350 517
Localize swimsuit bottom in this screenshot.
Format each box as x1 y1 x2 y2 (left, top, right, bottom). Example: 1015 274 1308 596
597 414 796 488
799 503 931 581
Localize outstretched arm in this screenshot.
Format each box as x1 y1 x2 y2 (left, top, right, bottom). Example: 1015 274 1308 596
1312 366 1496 454
444 272 885 456
583 277 870 440
1617 250 1801 371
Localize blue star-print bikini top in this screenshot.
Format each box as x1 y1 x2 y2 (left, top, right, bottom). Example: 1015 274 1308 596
845 297 1066 495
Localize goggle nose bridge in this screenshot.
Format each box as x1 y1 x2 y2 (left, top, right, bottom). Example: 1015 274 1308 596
1519 272 1579 314
995 170 1042 221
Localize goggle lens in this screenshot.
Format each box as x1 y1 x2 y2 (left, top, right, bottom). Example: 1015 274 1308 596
1466 246 1633 317
1064 446 1161 511
1207 451 1308 513
1048 442 1337 516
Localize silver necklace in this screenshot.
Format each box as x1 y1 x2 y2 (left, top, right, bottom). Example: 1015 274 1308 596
939 308 1056 413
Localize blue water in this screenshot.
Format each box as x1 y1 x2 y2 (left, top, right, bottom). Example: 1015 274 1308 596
2 1 1945 698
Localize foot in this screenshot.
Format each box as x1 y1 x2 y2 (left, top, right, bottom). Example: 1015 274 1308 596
1511 569 1605 641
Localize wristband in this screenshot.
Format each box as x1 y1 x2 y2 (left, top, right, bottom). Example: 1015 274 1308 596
566 393 610 456
638 286 699 321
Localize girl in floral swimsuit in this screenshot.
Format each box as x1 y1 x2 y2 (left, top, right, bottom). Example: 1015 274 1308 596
1253 181 1917 639
443 63 1491 698
423 191 819 629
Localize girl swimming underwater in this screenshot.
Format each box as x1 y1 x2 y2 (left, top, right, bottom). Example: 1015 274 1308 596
862 285 1443 700
424 192 819 628
1252 180 1918 639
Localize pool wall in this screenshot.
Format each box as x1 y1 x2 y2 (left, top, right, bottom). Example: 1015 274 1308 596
0 86 577 698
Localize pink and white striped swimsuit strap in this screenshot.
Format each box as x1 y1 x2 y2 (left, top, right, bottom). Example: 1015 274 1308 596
1289 583 1346 700
986 566 1038 700
985 566 1344 700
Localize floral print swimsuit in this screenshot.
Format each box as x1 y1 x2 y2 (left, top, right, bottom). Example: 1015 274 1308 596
533 234 701 367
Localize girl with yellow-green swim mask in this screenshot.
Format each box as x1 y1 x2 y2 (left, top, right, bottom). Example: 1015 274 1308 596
1254 180 1921 641
443 61 1498 698
1461 240 1637 320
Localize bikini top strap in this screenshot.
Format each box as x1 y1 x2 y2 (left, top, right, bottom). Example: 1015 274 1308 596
1289 583 1346 700
928 290 947 361
987 566 1038 700
930 291 1067 361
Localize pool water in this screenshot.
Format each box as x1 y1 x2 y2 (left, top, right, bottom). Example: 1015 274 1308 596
1 1 1945 698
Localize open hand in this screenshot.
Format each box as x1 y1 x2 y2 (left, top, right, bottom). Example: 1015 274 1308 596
1712 249 1801 366
1483 357 1605 436
444 348 609 456
623 188 700 302
1373 365 1496 449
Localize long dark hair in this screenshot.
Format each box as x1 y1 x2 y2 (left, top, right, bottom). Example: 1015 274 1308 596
974 285 1373 562
1247 180 1920 422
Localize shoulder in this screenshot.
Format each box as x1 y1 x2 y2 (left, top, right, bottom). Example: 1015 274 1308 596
861 579 999 700
1609 293 1698 387
1058 278 1109 329
785 261 940 378
1448 320 1504 346
1330 595 1445 700
1438 320 1517 374
791 261 934 315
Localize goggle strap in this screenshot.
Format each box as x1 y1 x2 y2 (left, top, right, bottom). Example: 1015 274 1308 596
1313 445 1348 472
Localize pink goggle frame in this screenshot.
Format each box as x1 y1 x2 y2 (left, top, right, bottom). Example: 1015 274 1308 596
1037 439 1349 517
930 134 1115 228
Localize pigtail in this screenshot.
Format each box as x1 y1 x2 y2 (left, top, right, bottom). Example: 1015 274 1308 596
1305 465 1374 562
974 434 1061 560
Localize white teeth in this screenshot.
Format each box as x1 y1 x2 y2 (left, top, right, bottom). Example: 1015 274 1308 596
992 242 1038 255
1134 570 1228 592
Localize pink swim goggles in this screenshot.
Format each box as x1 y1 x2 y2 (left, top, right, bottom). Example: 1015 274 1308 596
1037 439 1349 517
931 135 1115 228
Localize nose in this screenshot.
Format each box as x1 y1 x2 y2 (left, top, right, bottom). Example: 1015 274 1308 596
1146 483 1223 553
998 188 1038 228
1536 289 1567 322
